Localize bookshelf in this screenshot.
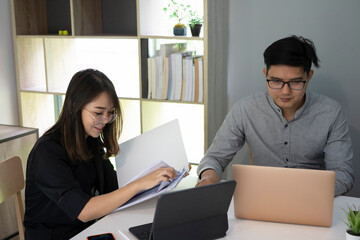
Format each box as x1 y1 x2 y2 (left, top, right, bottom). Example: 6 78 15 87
10 0 228 164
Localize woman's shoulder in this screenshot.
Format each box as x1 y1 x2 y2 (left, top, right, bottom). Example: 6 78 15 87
30 131 67 160
36 131 62 148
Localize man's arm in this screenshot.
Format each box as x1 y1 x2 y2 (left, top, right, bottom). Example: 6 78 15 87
196 169 220 187
196 102 246 186
324 106 354 196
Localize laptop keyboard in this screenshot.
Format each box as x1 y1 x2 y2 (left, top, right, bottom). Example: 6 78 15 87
129 223 152 240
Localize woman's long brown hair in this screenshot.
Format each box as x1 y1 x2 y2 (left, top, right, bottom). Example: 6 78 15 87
45 69 122 162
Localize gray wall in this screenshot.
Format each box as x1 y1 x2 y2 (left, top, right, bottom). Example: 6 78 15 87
225 0 360 197
0 0 18 125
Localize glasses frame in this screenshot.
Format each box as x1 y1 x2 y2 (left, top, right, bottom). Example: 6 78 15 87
266 78 308 90
85 109 117 125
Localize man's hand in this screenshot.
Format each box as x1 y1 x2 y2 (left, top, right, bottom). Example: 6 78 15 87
195 169 220 187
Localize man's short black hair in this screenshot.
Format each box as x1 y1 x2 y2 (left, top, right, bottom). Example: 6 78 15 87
263 35 320 74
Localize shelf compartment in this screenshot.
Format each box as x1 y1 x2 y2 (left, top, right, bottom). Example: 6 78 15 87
141 101 204 164
141 38 204 102
139 0 204 37
13 0 71 35
73 0 137 36
45 38 140 98
16 38 47 92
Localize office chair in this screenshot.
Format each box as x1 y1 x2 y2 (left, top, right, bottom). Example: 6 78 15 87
0 156 25 240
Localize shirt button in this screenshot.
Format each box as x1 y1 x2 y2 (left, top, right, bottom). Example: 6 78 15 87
284 141 288 145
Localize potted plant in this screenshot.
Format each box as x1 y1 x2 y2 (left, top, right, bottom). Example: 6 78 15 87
163 0 190 36
188 10 203 37
343 205 360 239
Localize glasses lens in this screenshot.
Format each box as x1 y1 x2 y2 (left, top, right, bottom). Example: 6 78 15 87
107 114 117 124
93 114 117 125
268 80 283 89
289 82 305 90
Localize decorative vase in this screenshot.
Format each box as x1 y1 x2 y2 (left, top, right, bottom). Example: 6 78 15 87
346 229 360 240
190 24 202 37
173 25 187 36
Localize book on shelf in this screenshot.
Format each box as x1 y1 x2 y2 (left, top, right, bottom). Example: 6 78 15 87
147 57 156 99
162 57 169 99
155 55 163 99
181 56 194 102
170 52 183 101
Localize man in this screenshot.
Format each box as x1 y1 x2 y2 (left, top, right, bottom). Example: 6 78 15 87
197 35 354 196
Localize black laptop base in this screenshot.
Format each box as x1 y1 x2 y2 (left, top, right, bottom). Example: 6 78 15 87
129 223 152 240
129 214 228 240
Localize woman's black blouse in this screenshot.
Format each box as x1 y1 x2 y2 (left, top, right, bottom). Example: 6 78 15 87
24 132 118 240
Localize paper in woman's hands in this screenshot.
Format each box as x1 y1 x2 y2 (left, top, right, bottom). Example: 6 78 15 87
115 160 187 211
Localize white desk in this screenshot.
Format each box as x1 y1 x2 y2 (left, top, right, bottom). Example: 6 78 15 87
72 176 358 240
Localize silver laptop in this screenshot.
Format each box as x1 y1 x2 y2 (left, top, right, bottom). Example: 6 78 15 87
232 164 335 227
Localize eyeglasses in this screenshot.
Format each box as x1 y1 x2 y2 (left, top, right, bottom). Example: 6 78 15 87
85 109 117 125
266 79 307 90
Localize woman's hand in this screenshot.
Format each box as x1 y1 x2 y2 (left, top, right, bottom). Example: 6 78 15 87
134 167 177 192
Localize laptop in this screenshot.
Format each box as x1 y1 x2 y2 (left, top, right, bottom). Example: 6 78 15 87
129 180 236 240
232 164 335 227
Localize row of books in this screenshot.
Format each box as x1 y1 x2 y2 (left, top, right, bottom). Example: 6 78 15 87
147 43 203 102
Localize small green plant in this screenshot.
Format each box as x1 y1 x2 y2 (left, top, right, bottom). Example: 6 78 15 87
189 10 203 28
163 0 191 26
343 205 360 235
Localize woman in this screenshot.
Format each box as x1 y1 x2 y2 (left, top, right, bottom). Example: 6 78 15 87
24 69 176 239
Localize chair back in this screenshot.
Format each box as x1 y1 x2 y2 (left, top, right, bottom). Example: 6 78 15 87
0 156 25 240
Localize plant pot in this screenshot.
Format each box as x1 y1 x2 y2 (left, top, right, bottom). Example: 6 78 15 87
190 24 202 37
346 229 360 240
173 26 187 36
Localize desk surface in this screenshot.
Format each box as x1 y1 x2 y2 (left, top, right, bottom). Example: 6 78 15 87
72 176 358 240
0 124 38 144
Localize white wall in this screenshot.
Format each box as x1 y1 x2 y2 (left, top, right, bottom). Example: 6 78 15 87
225 0 360 197
0 0 18 125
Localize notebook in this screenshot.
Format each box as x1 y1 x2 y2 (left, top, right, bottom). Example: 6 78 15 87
129 180 236 240
232 164 335 227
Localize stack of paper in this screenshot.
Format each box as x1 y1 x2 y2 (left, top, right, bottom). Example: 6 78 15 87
116 160 187 211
